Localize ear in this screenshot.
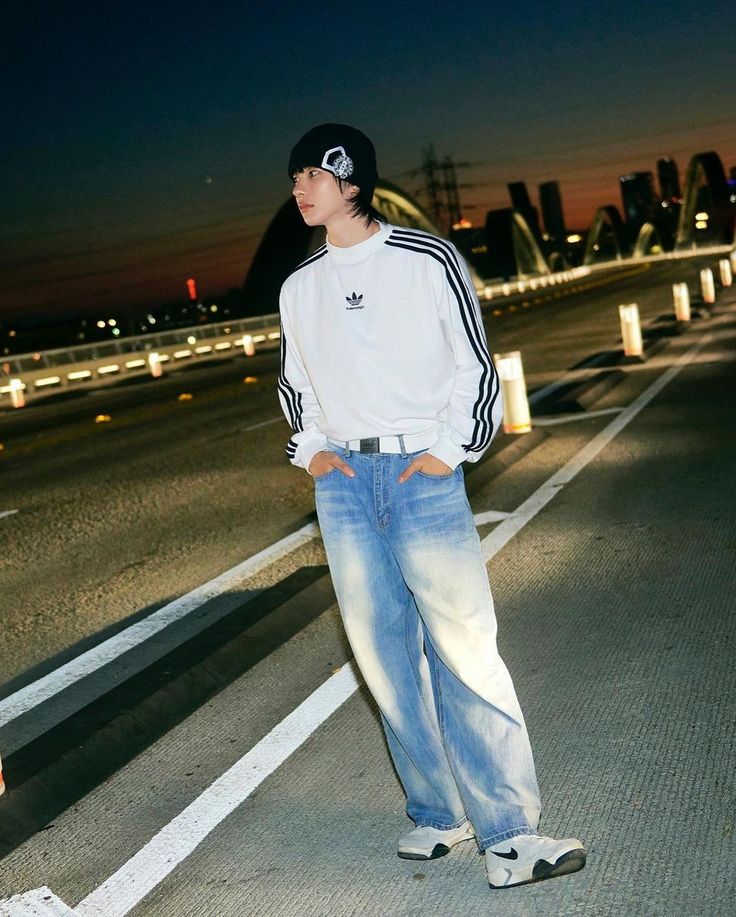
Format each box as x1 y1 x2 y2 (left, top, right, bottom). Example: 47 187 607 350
345 183 360 200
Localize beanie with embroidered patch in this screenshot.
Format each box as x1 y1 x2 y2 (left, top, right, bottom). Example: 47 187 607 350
288 124 378 199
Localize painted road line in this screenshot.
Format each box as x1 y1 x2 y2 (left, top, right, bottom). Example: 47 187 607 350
243 415 283 432
0 521 319 730
473 510 513 525
0 334 711 917
0 509 19 520
73 664 361 917
532 407 625 426
529 350 615 405
0 886 76 915
481 335 710 560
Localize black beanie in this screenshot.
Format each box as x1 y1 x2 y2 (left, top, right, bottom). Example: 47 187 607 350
288 123 378 199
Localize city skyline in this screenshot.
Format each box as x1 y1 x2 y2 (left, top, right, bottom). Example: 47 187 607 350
3 1 735 322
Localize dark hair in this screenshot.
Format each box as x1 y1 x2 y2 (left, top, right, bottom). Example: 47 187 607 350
337 178 382 226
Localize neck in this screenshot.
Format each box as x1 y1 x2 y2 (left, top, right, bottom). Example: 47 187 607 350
325 212 379 248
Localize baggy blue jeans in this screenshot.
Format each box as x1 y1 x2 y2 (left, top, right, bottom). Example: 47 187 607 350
314 444 541 850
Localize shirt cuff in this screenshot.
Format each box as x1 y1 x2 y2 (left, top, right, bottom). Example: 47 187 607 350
425 433 468 470
295 434 329 474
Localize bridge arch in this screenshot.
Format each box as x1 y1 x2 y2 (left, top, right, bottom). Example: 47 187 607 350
511 210 550 276
483 208 550 279
632 222 664 258
675 151 733 249
583 205 627 265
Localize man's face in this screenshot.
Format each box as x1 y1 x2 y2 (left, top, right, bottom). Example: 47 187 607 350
292 167 355 227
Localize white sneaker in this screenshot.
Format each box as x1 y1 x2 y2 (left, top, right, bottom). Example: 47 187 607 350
398 822 475 860
485 834 586 888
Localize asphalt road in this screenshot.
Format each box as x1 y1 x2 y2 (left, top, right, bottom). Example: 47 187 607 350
0 254 734 915
0 259 711 688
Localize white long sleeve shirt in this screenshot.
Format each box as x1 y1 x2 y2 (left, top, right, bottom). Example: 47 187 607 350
277 221 502 473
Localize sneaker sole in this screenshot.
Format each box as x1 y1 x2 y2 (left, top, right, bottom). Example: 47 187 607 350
398 843 453 861
488 848 587 888
398 826 475 861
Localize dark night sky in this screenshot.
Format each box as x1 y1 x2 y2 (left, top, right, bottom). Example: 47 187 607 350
2 0 734 321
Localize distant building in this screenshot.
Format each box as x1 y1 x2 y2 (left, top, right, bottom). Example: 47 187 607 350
539 181 566 244
657 158 681 203
619 172 657 228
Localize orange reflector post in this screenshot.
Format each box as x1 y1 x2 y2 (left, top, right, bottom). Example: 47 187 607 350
493 350 531 434
619 303 644 358
700 268 716 304
9 378 25 409
148 351 163 378
672 283 691 322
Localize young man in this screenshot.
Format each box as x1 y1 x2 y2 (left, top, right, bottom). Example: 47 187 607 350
277 123 586 889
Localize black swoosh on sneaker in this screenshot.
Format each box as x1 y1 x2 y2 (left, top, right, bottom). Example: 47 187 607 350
492 847 519 860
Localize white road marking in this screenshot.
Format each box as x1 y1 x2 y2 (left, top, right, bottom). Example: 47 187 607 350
528 349 614 405
0 887 76 915
0 509 19 519
473 509 513 525
74 663 361 917
243 415 283 432
532 407 625 426
481 336 709 560
0 522 318 729
0 333 712 916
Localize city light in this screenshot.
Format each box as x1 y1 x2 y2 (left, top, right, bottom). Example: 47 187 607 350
187 335 196 345
566 234 582 243
96 320 106 329
695 212 709 220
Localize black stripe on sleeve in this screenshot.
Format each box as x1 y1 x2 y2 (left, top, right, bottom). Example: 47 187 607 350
277 321 304 432
385 230 499 452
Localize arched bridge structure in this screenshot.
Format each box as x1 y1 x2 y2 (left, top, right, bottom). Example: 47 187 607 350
632 222 664 258
242 180 447 316
482 208 551 279
675 151 734 250
583 205 628 265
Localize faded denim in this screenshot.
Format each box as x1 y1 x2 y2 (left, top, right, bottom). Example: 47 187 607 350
314 444 541 850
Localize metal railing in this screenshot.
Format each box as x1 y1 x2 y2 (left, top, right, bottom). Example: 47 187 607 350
0 315 281 408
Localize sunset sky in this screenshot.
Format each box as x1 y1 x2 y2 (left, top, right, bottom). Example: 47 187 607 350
3 0 734 321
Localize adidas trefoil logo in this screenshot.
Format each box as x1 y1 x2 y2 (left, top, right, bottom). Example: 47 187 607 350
345 291 364 309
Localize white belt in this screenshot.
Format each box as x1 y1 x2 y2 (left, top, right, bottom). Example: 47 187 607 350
329 429 438 455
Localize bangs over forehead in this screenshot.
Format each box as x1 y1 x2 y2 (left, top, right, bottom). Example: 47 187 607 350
290 162 325 179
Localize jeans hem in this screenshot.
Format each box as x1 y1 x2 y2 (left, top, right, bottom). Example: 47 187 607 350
476 825 537 851
412 816 470 832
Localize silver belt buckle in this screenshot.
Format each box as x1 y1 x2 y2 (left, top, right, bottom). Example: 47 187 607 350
359 437 380 453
